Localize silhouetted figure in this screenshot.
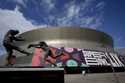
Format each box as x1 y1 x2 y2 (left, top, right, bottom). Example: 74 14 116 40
3 29 31 66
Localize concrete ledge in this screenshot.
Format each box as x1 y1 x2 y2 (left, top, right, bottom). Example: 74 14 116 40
0 68 64 82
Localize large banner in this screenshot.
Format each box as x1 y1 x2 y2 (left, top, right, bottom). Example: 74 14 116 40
82 50 111 66
31 47 124 67
106 52 124 67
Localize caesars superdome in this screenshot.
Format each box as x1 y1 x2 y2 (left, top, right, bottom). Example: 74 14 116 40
2 27 125 71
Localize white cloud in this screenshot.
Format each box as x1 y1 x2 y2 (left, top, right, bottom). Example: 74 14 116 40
45 0 55 9
54 0 104 29
40 0 55 11
13 0 27 8
0 6 35 33
15 0 104 29
96 1 105 10
85 17 94 25
0 5 46 55
67 5 80 18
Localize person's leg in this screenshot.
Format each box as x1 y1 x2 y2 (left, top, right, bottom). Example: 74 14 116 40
8 49 13 56
8 55 16 65
42 50 57 67
12 45 31 56
6 49 13 66
3 44 13 57
3 44 14 66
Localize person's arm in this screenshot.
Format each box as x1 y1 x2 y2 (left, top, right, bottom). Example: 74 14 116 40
49 47 63 59
13 36 25 41
27 44 40 49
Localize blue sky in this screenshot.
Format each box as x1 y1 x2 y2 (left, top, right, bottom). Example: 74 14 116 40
103 0 125 48
0 0 125 55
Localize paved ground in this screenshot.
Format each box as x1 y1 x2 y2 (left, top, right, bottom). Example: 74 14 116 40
65 72 125 83
0 67 124 83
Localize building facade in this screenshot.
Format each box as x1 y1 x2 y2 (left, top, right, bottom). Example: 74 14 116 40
12 27 124 69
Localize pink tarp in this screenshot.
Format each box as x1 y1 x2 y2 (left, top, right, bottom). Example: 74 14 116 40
32 47 70 67
32 48 43 66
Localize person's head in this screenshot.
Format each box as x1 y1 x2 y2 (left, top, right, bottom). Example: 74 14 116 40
9 29 19 35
